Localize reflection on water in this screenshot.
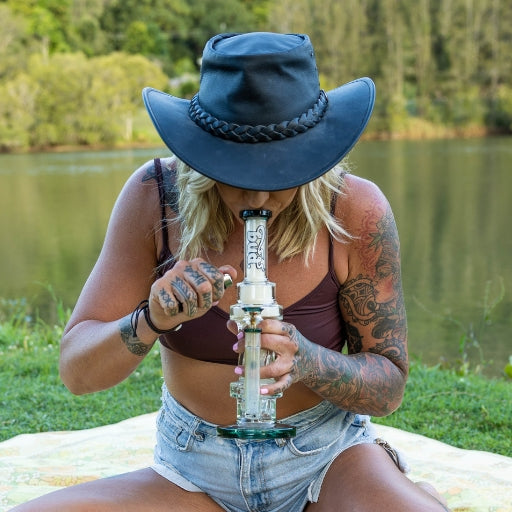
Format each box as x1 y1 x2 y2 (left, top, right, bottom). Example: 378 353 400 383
0 140 510 376
350 137 512 377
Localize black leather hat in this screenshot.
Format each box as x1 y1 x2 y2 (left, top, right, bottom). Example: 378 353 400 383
143 32 375 191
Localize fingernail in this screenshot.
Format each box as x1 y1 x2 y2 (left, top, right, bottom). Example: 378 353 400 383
232 342 239 351
236 331 244 341
234 366 243 375
260 388 269 395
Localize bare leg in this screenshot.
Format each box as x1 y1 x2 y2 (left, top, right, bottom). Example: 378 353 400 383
9 468 225 512
306 443 450 512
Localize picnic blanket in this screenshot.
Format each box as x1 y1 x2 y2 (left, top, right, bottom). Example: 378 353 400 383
1 412 511 511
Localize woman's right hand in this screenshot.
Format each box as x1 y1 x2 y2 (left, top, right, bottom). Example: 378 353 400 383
147 258 236 331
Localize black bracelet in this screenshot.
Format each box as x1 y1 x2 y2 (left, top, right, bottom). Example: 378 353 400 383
130 300 181 336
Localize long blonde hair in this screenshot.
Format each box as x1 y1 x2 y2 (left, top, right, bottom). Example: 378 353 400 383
173 158 352 263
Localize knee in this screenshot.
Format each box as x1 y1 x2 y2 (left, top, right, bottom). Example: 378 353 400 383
415 481 450 511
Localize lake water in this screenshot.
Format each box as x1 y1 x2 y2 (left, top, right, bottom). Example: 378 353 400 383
1 139 510 377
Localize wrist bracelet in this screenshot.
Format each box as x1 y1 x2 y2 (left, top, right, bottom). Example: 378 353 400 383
130 300 181 336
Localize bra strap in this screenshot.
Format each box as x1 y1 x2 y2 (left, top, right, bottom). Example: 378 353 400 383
154 158 170 250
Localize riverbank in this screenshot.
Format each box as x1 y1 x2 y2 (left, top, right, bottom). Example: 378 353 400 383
0 297 510 456
0 115 509 155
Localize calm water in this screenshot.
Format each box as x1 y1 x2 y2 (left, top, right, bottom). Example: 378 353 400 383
1 140 510 376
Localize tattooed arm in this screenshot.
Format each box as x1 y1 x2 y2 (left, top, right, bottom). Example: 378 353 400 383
60 159 234 394
261 178 408 416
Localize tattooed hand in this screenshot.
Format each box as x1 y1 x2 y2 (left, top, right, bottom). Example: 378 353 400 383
147 258 236 331
231 318 316 396
229 311 406 415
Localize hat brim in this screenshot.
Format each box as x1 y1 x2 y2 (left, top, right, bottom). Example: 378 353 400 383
142 77 375 191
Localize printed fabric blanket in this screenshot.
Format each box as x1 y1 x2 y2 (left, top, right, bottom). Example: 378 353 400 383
0 412 511 511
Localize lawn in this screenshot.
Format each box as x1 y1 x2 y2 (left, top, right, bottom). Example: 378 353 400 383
1 296 511 457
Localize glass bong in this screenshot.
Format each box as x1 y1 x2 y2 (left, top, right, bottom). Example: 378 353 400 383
217 209 296 440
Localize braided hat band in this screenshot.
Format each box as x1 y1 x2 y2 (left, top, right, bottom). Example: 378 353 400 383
188 91 329 143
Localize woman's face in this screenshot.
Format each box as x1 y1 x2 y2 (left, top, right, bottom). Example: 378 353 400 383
215 183 298 225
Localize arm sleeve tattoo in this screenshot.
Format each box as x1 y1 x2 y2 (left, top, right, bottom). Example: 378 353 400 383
284 204 408 416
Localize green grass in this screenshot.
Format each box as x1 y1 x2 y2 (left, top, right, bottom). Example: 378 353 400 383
0 295 163 440
374 361 512 456
1 295 511 457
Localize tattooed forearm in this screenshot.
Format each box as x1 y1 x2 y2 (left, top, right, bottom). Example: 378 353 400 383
119 316 153 357
283 324 404 416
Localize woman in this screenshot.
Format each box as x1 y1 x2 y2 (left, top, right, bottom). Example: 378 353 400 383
12 32 449 511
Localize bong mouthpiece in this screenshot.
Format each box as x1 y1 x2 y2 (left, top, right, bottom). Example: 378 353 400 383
240 209 272 221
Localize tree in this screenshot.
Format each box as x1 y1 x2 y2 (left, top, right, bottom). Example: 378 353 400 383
7 0 73 55
0 73 36 150
267 0 372 87
0 4 31 78
23 51 168 148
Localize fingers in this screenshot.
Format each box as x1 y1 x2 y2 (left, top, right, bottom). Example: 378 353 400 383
149 259 236 328
226 319 239 336
260 373 294 396
179 262 216 312
231 319 300 396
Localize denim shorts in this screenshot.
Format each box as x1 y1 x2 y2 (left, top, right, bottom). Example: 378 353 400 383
151 386 395 512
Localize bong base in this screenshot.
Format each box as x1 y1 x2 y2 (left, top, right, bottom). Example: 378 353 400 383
217 422 296 440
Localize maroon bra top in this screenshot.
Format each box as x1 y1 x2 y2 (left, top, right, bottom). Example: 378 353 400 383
153 159 345 365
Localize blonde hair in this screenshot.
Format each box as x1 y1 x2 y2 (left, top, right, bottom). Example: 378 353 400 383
173 158 352 263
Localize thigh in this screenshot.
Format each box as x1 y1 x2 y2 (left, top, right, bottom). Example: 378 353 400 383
306 443 449 512
10 467 225 512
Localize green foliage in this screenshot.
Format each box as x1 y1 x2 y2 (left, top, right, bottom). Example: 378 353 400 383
0 73 35 151
414 278 507 377
505 356 512 380
489 85 512 131
1 0 512 148
0 291 162 440
446 278 505 377
266 0 512 137
122 20 156 55
7 0 73 53
0 285 69 350
0 50 168 149
374 362 512 457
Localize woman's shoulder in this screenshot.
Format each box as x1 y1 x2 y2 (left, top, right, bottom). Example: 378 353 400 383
121 156 177 200
128 156 176 184
337 173 391 225
343 173 387 201
107 158 173 235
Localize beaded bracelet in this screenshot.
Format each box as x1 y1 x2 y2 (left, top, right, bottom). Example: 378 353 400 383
130 299 182 336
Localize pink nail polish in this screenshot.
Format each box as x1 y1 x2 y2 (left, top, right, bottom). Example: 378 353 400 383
260 388 269 395
236 331 244 341
234 366 243 375
232 342 239 351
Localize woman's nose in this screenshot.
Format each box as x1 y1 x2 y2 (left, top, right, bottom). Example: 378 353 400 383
244 190 270 208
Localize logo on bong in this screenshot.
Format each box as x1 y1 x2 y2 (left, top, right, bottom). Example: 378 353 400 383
246 225 265 271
